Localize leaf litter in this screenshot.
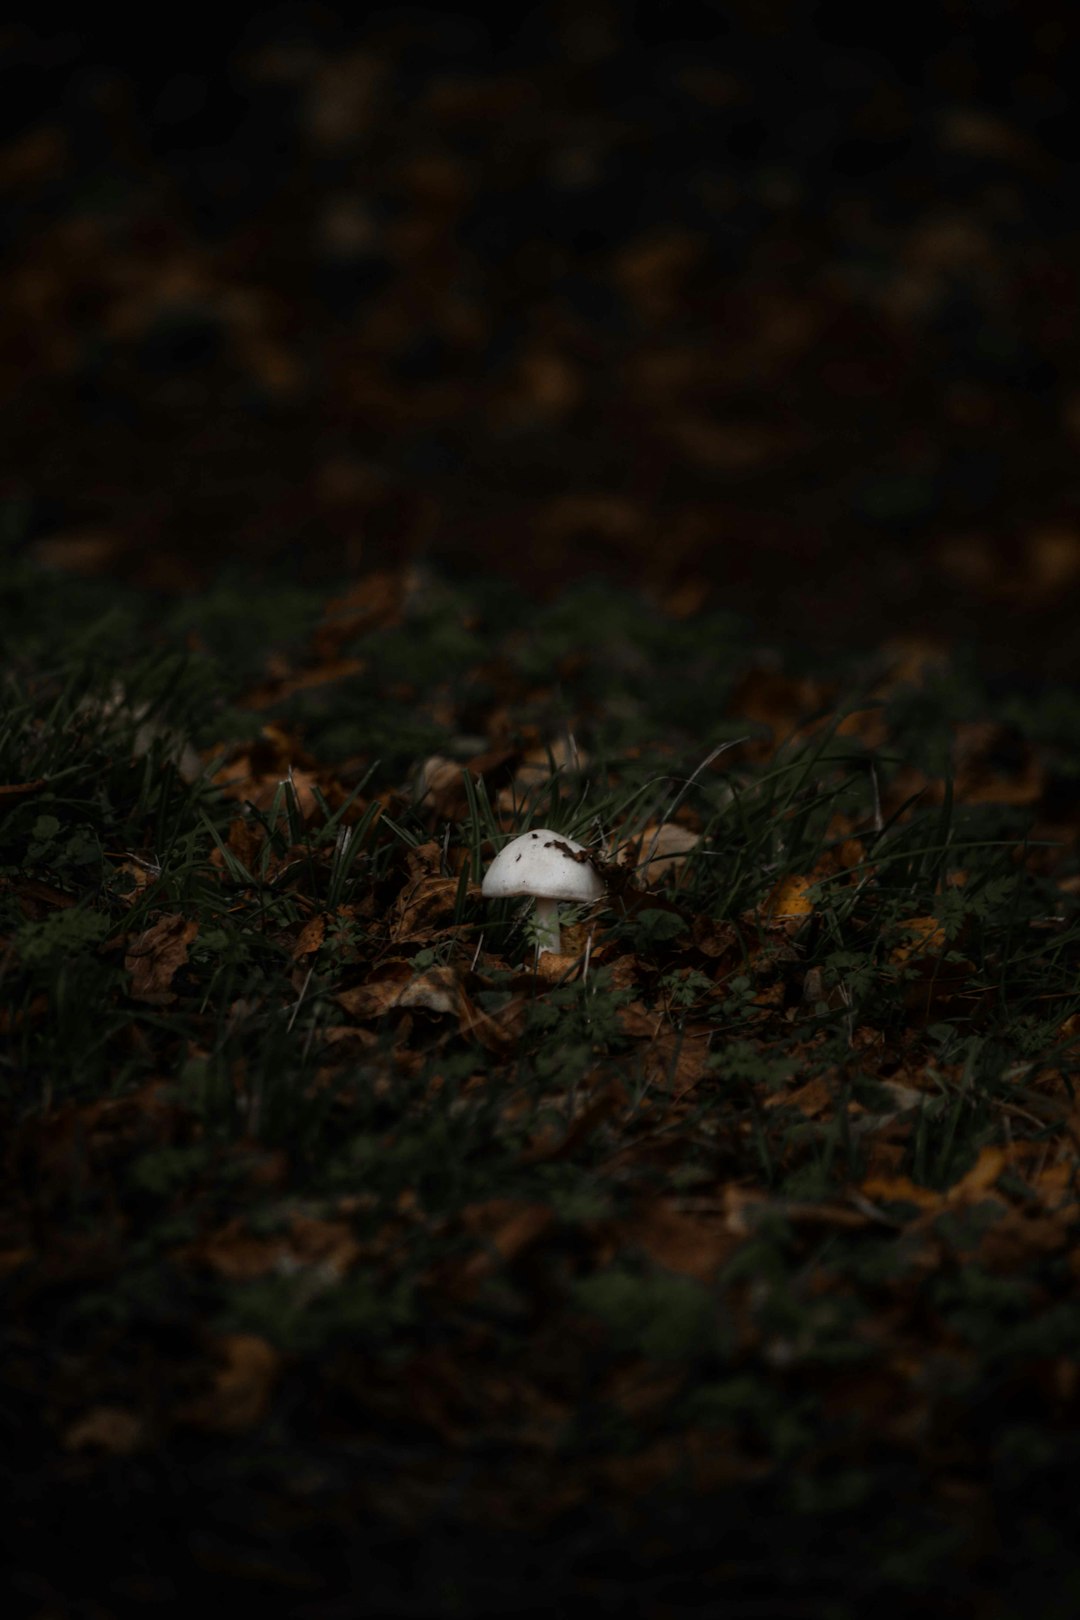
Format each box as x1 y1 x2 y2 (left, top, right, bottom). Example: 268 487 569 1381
4 565 1080 1612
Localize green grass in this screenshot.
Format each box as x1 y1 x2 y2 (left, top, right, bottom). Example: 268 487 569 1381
4 559 1080 1615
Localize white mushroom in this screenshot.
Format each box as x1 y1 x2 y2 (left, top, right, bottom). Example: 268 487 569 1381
481 827 603 956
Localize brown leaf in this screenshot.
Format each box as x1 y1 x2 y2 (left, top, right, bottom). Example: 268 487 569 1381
763 874 816 919
723 1188 871 1233
642 1025 712 1098
590 1428 765 1497
179 1335 280 1433
889 915 946 964
414 755 465 818
953 721 1043 806
617 1000 661 1038
691 914 740 962
765 1075 834 1118
183 1220 282 1281
0 777 47 799
336 963 413 1019
947 1144 1008 1202
0 125 67 189
292 914 326 958
458 1199 556 1286
0 1247 35 1276
519 1079 629 1164
392 874 479 942
31 527 122 575
614 823 701 886
459 991 527 1054
211 725 321 812
241 655 366 710
312 570 405 657
729 666 835 748
621 1197 737 1280
288 1213 362 1274
394 965 463 1016
125 914 198 1003
184 1214 360 1281
860 1173 941 1211
495 737 590 813
338 963 470 1023
210 815 265 875
63 1406 145 1456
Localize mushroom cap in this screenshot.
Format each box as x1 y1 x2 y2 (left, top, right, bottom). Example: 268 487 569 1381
482 828 603 902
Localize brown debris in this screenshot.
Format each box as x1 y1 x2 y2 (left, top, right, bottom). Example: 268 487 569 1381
63 1406 146 1456
178 1335 281 1434
124 914 198 1003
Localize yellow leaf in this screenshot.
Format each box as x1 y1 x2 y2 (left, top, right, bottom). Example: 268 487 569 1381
889 916 946 964
765 875 815 918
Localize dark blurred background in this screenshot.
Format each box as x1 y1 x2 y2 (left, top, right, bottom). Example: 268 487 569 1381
3 1 1080 672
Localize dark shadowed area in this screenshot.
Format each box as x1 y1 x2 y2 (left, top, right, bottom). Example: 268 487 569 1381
3 2 1080 669
5 8 1080 1620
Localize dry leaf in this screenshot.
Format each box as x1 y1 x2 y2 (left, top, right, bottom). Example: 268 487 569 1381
241 655 366 711
889 916 946 964
860 1174 941 1212
621 1197 736 1280
392 874 479 941
0 777 47 799
642 1025 711 1098
180 1335 280 1433
765 1075 834 1118
185 1214 360 1281
519 1079 628 1163
764 874 816 918
0 1247 35 1276
125 914 198 1003
338 963 462 1020
63 1406 145 1455
947 1145 1009 1202
292 914 326 958
495 736 589 813
459 1199 556 1285
615 823 701 885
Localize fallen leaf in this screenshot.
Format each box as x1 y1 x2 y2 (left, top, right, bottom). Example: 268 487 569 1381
0 1247 35 1276
459 991 527 1053
642 1025 712 1098
953 721 1042 806
947 1144 1009 1202
125 914 198 1003
615 823 701 885
889 916 946 964
519 1079 629 1163
313 570 405 657
763 874 816 918
621 1197 736 1280
393 965 463 1016
184 1214 360 1280
241 656 368 710
765 1075 834 1117
64 1406 145 1455
860 1174 941 1212
0 777 47 799
337 962 472 1023
292 914 326 958
392 874 479 941
495 736 589 812
179 1335 280 1433
458 1199 556 1285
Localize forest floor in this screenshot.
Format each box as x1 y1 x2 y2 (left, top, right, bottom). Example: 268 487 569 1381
6 8 1080 1613
4 560 1080 1616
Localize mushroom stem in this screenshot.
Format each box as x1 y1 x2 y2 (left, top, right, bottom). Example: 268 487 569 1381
533 896 561 956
